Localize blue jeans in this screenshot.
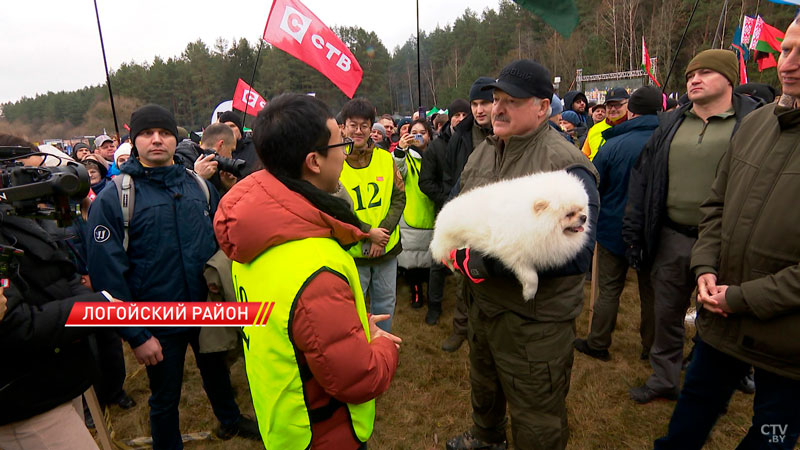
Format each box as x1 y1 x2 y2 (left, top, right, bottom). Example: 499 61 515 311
357 258 397 332
145 330 241 450
655 339 800 450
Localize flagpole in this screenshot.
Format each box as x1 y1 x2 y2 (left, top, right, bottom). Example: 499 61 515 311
93 0 120 140
661 0 701 94
416 0 422 110
712 0 730 49
242 39 265 127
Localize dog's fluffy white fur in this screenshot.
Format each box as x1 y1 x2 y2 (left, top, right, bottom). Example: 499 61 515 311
430 170 590 300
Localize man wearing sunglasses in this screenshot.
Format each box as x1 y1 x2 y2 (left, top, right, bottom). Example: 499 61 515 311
581 87 630 160
339 98 406 333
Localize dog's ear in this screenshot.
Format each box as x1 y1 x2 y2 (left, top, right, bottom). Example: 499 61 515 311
533 200 549 214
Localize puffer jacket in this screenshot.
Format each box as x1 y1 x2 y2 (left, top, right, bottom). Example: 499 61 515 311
214 170 399 449
87 157 220 348
394 149 434 270
691 102 800 380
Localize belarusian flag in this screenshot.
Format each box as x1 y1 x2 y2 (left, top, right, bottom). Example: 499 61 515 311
641 36 660 87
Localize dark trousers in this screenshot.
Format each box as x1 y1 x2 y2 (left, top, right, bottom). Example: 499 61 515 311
95 329 127 406
452 275 468 336
646 227 696 394
145 329 241 450
655 339 800 449
586 243 655 352
467 295 574 449
405 267 428 292
428 262 449 306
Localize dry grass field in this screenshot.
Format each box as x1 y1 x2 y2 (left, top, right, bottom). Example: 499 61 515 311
104 271 794 449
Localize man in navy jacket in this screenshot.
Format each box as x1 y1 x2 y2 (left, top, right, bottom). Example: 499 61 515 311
87 104 258 448
575 86 662 362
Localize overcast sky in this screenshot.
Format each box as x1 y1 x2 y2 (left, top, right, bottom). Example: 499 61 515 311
1 0 501 105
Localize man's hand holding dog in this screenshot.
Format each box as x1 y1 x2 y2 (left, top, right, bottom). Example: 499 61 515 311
697 273 731 317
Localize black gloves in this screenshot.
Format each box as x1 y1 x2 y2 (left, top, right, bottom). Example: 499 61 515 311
626 245 644 271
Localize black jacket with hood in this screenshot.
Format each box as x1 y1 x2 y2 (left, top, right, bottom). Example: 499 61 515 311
622 93 760 263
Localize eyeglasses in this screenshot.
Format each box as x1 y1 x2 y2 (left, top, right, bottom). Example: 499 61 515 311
606 101 628 109
346 122 372 133
317 137 354 155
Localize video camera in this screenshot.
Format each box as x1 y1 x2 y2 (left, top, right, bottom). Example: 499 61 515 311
0 146 90 227
201 149 246 179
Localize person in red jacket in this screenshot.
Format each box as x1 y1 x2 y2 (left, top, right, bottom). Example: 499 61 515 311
214 93 401 449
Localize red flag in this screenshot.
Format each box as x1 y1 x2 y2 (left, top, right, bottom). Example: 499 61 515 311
756 52 778 71
232 79 267 117
737 47 748 84
262 0 363 98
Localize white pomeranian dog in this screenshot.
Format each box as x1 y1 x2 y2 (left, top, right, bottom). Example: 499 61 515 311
430 170 590 300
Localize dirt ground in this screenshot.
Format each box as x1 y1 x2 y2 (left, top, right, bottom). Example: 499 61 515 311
104 271 786 449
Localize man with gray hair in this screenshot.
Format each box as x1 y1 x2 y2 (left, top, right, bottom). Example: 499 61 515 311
446 59 599 450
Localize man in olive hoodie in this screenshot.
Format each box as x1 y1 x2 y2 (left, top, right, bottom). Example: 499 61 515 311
654 20 800 450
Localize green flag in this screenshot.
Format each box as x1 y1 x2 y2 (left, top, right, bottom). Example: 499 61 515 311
512 0 579 38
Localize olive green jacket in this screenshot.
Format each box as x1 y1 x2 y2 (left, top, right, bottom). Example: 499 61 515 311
460 122 599 321
692 102 800 380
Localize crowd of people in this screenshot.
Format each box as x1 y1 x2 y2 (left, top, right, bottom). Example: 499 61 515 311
2 16 800 450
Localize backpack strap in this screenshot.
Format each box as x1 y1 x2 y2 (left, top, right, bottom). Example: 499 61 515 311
113 174 135 252
186 168 211 209
113 170 209 252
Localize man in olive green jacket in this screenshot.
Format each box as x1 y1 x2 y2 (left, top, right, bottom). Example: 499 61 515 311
445 60 599 450
654 19 800 450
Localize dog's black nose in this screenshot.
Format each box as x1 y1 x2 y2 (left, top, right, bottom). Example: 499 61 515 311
579 214 587 224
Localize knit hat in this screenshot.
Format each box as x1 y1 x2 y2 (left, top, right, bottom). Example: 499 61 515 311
685 49 738 86
482 59 553 100
217 111 243 136
448 99 470 117
550 93 564 118
397 117 412 133
628 85 664 115
371 122 387 138
71 142 89 158
129 104 179 144
561 110 581 126
469 76 495 102
114 142 132 164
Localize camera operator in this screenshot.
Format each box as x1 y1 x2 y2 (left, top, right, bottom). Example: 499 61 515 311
176 123 241 196
0 134 119 449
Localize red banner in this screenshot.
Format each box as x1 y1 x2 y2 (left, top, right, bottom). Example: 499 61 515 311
262 0 363 98
232 78 268 116
65 302 275 327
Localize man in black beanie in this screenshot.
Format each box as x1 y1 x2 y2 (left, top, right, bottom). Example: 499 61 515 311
575 85 661 365
88 104 260 447
435 76 495 352
217 110 262 179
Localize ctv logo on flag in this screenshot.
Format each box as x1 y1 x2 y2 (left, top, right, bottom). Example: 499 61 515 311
263 0 363 97
280 6 311 44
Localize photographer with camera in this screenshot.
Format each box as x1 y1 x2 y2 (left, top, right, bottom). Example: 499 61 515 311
176 123 244 196
0 133 118 449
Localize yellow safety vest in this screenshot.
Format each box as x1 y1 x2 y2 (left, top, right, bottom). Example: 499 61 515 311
340 148 400 258
582 120 612 161
402 153 435 229
233 237 375 449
